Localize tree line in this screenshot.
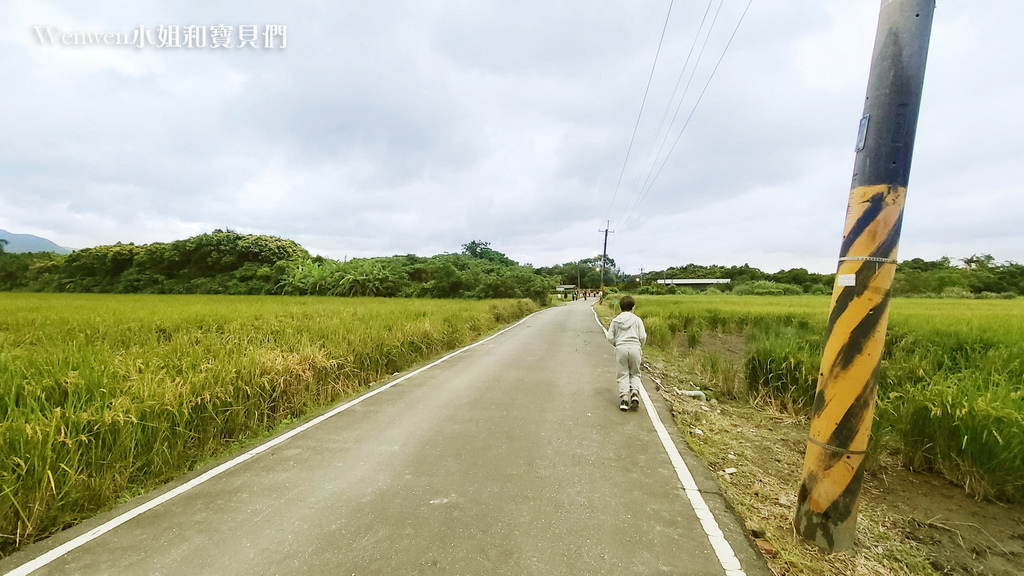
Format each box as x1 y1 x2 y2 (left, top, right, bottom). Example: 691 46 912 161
0 232 555 303
538 256 1024 298
1 231 1019 299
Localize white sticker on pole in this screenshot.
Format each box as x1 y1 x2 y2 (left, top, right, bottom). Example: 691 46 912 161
837 273 856 287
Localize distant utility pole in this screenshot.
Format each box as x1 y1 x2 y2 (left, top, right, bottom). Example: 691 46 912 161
794 0 934 552
599 221 614 295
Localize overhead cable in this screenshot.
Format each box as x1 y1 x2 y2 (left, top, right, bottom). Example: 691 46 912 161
621 0 753 227
604 0 676 223
623 0 726 214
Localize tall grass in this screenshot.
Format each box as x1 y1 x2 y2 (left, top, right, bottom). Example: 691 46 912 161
622 295 1024 503
0 294 537 554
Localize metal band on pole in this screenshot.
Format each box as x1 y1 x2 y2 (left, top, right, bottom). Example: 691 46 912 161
794 0 934 552
836 257 898 264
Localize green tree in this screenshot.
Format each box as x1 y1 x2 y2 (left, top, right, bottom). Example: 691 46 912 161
961 254 1006 294
461 240 518 267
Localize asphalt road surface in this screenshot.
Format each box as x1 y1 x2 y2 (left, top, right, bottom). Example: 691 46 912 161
2 300 770 576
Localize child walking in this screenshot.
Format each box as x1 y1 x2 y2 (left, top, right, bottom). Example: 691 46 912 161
606 295 647 411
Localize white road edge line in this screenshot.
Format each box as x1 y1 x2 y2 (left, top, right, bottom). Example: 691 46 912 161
5 309 546 576
592 306 746 576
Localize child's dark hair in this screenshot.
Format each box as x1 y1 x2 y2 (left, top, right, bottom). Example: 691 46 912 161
619 295 635 311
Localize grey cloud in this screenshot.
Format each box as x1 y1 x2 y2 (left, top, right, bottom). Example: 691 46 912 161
1 0 1022 274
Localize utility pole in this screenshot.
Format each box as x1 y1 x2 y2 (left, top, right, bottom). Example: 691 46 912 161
599 220 614 296
794 0 934 552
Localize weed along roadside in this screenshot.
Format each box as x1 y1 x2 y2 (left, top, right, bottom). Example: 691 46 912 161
594 295 1024 574
0 293 538 557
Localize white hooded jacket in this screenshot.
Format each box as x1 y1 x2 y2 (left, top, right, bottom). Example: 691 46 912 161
606 311 647 348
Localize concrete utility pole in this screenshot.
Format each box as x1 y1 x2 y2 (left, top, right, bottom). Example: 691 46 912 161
794 0 934 552
599 221 614 295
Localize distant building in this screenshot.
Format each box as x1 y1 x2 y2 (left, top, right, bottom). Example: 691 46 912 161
655 279 730 287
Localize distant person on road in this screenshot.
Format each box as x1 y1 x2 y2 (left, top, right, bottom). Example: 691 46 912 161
606 295 647 412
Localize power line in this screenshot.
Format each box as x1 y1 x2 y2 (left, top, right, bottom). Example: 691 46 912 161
624 0 726 216
620 0 719 217
623 0 753 226
604 0 676 223
622 0 754 227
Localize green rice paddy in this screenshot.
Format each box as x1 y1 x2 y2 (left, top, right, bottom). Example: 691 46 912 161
0 293 537 554
630 295 1024 503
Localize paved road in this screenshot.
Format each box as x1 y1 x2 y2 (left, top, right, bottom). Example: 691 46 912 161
2 300 769 575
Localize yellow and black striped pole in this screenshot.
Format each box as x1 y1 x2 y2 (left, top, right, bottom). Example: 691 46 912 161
794 0 934 551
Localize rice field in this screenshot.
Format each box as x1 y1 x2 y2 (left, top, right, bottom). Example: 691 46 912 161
0 293 537 555
625 295 1024 503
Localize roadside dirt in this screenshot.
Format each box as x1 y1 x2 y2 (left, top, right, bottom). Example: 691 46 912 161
645 336 1024 576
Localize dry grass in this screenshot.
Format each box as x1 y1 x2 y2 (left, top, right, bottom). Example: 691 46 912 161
663 389 937 575
642 342 1024 575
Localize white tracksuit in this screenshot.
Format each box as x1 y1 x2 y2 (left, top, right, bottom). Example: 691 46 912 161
606 311 647 400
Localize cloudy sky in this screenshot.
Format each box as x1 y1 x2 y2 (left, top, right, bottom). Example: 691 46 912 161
2 1 1022 274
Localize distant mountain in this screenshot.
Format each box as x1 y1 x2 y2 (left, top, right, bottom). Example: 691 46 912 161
0 229 73 254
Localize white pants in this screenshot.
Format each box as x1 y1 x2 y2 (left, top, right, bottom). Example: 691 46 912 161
615 345 642 400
